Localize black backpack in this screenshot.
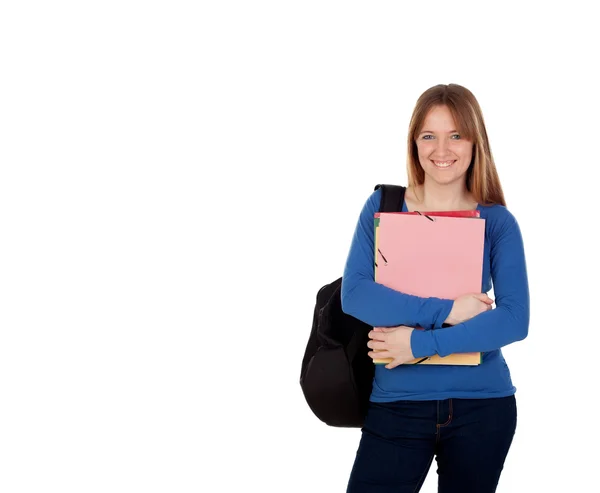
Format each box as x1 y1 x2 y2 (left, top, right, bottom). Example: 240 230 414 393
300 184 406 428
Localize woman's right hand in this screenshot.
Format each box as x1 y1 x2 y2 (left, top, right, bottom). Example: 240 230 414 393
444 293 494 325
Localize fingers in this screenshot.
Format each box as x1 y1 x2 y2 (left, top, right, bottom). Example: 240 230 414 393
475 293 494 304
367 340 387 350
370 327 405 339
368 330 386 341
368 351 392 360
385 358 405 370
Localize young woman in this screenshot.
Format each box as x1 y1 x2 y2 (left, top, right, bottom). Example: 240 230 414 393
341 84 529 493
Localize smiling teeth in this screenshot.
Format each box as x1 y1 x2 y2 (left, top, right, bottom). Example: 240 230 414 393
434 161 454 168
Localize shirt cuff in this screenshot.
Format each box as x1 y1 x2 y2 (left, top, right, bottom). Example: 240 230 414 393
432 299 453 329
411 329 437 358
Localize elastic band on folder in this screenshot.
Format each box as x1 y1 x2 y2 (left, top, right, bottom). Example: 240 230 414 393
416 211 435 221
377 248 388 265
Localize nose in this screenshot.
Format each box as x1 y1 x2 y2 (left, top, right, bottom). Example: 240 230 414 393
431 137 451 158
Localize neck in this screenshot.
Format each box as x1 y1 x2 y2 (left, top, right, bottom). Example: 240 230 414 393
415 179 473 211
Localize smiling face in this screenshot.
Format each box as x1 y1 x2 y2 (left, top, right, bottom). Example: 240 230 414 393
415 105 473 187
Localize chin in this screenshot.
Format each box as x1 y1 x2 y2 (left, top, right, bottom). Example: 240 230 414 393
428 174 465 186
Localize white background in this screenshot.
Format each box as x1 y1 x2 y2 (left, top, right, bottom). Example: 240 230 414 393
1 1 599 492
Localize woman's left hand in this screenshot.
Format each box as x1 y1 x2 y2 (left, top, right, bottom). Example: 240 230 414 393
367 326 415 369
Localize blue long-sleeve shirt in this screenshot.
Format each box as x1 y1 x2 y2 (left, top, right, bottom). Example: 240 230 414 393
341 188 530 401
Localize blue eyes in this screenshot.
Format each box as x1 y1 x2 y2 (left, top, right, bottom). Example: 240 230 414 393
422 134 461 140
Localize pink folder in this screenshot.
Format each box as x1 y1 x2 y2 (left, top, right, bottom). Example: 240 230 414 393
373 211 485 365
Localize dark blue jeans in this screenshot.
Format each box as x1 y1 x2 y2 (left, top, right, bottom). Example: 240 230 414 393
346 395 517 493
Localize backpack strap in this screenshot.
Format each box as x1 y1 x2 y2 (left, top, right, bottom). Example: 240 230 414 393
374 184 406 212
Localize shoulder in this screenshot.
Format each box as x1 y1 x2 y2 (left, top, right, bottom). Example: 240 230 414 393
371 187 383 205
479 203 523 242
479 203 517 223
359 184 407 217
359 188 382 216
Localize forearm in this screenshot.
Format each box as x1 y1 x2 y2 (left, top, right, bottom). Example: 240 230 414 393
341 272 453 329
411 304 529 357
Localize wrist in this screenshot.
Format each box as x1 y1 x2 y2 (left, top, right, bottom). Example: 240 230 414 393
435 299 454 329
411 328 436 358
444 314 457 325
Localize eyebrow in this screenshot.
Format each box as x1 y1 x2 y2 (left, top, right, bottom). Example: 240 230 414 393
419 130 459 135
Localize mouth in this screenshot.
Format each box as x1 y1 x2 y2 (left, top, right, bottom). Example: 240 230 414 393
432 160 456 169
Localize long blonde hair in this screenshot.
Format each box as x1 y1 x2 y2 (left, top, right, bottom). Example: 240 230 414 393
406 84 506 206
